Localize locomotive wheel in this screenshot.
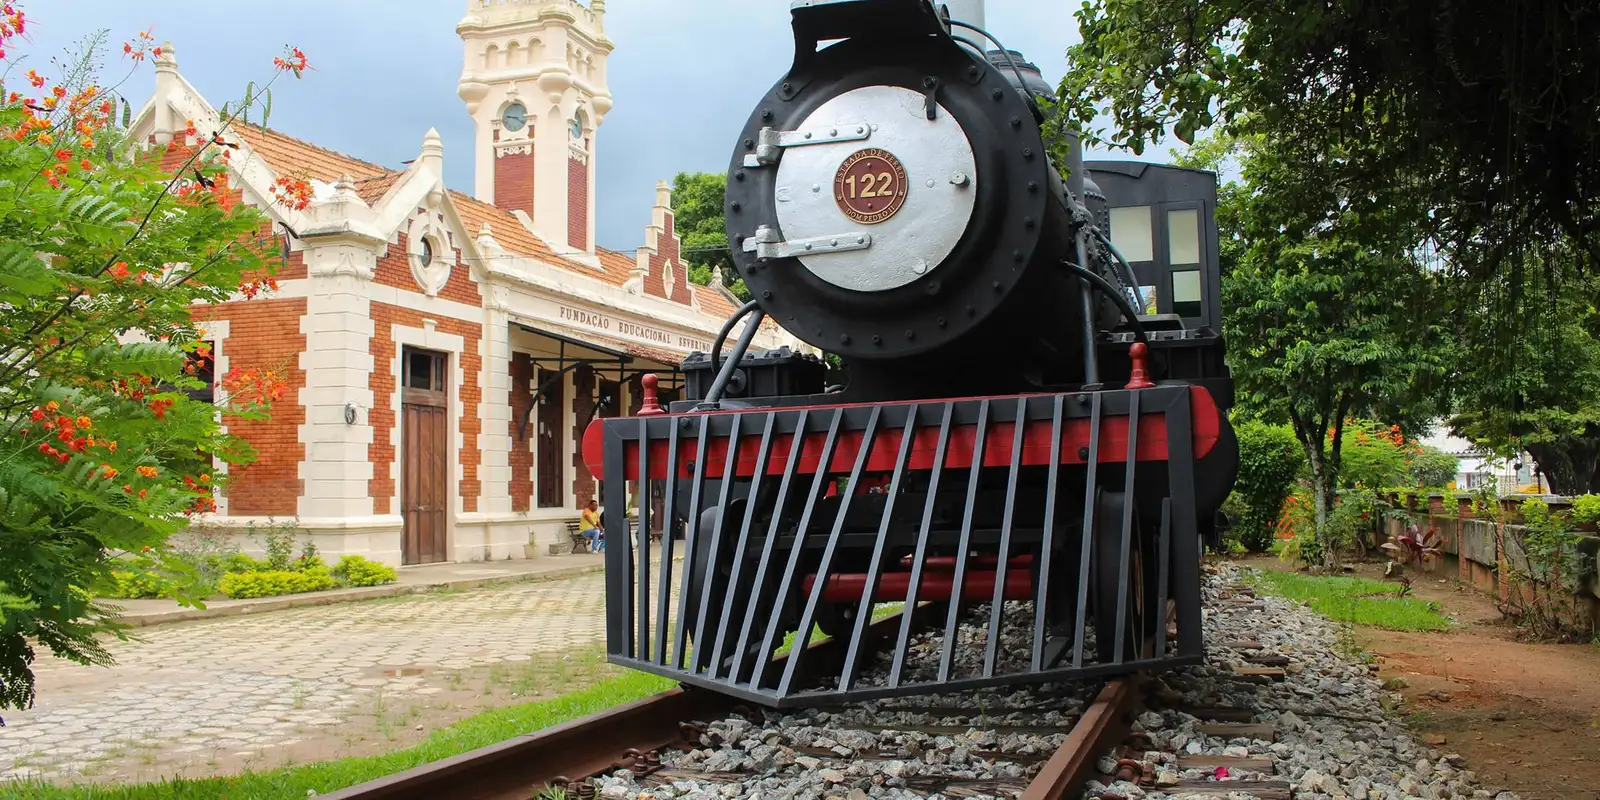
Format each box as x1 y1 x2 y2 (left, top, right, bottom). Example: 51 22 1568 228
1092 491 1161 664
682 503 777 676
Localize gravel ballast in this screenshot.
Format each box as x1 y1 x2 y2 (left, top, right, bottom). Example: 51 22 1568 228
583 564 1522 800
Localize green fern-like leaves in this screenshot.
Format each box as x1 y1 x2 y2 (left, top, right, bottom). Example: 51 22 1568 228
82 341 185 379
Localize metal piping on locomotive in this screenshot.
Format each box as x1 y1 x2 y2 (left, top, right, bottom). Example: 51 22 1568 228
582 0 1241 708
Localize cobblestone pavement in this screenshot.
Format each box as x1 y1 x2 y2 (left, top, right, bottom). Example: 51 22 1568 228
0 560 677 785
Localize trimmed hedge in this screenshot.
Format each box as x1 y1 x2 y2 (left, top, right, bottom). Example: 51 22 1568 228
219 567 336 599
332 555 398 588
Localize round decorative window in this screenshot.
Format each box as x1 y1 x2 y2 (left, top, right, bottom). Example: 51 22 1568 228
420 237 434 267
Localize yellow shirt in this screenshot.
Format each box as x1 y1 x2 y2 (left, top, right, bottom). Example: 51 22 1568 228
581 508 601 530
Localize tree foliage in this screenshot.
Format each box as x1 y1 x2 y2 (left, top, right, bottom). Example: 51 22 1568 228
1058 0 1600 281
670 171 749 302
1448 248 1600 495
1178 129 1452 565
1408 446 1460 489
1228 419 1303 552
0 20 306 720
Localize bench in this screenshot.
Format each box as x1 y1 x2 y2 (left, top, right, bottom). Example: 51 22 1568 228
563 517 663 554
564 520 590 554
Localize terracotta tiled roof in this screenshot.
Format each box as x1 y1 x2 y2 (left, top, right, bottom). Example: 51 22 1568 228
232 124 392 183
355 174 402 206
592 248 638 286
693 284 738 320
222 121 738 332
448 190 559 261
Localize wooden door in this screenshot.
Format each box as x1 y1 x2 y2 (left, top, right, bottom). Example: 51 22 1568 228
536 366 565 509
401 348 450 565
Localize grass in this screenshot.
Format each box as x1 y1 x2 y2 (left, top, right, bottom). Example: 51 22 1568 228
1245 569 1453 632
3 671 676 800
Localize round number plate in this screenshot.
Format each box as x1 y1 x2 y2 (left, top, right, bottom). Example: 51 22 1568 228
833 148 909 225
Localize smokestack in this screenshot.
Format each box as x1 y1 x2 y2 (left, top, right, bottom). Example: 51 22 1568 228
937 0 985 30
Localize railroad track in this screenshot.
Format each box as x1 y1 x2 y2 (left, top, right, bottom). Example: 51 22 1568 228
319 610 1147 800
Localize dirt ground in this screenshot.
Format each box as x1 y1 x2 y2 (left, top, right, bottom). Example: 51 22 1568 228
1237 554 1600 800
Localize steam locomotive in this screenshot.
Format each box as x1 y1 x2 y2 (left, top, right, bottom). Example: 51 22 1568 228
582 0 1238 707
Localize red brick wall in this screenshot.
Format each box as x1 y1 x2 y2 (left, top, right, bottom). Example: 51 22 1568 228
509 352 533 513
155 139 308 282
494 146 534 219
571 363 596 507
369 304 484 515
568 156 588 252
374 228 481 307
643 208 691 304
193 298 308 517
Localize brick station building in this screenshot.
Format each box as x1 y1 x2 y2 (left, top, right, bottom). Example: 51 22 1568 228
128 0 805 566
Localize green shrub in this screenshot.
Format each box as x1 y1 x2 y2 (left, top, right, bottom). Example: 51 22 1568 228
218 567 335 599
333 555 399 587
1570 494 1600 527
223 553 270 574
1232 419 1305 552
99 570 165 600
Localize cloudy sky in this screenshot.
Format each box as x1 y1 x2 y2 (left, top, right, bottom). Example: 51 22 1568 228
24 1 1166 252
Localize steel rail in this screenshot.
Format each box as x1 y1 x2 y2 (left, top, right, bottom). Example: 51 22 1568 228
322 606 940 800
322 604 1144 800
1019 676 1142 800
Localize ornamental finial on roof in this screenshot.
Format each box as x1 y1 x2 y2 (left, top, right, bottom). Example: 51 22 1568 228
155 41 178 69
420 127 445 175
331 173 360 202
476 221 503 255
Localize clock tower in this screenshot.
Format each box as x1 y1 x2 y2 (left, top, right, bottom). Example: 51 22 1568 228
457 0 613 256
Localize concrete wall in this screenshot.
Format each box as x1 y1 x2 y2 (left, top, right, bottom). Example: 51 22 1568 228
1378 491 1600 632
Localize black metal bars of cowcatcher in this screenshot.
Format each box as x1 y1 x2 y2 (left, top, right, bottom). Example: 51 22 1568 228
597 385 1215 707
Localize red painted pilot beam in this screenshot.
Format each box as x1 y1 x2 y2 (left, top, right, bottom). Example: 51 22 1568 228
581 387 1221 482
904 554 1034 571
802 570 1035 604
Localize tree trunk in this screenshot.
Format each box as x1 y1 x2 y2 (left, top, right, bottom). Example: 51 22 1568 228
1305 444 1338 568
1527 437 1600 496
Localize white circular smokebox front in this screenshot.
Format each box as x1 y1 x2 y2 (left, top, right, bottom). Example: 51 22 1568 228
772 84 979 293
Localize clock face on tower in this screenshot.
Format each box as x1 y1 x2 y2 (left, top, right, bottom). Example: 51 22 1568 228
569 116 582 139
502 102 527 132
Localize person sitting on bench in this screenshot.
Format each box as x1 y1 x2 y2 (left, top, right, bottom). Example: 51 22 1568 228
579 499 603 553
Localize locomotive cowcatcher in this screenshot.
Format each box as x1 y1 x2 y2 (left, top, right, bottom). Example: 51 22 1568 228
580 0 1238 707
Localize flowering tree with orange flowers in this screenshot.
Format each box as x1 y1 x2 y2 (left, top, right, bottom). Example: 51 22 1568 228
0 12 312 720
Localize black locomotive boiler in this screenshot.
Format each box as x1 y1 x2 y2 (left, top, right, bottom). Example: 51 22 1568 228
582 0 1238 707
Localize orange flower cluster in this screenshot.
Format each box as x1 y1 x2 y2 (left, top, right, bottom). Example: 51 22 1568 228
4 59 117 188
122 28 157 64
273 46 311 78
1276 493 1303 540
222 366 287 405
269 175 314 211
238 276 280 299
25 402 117 465
0 3 27 61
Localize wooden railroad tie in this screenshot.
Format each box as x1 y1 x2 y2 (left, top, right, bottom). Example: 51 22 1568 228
1179 705 1256 723
1164 780 1291 798
1231 665 1288 683
1197 722 1277 742
1244 652 1293 667
1176 754 1276 772
1220 639 1263 650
